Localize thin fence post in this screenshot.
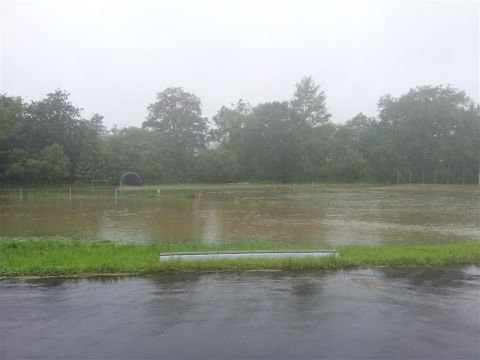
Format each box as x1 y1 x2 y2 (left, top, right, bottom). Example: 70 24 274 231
422 171 425 185
409 171 412 185
434 171 437 185
397 169 400 185
69 188 72 201
115 188 118 201
20 188 23 200
462 167 465 185
293 184 296 193
447 164 450 185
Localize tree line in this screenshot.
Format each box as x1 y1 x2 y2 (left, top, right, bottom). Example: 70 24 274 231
0 77 478 185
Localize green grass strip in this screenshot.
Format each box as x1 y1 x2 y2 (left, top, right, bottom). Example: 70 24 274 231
0 237 479 277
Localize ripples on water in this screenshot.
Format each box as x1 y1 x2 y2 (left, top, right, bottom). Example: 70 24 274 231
0 267 479 359
0 185 478 245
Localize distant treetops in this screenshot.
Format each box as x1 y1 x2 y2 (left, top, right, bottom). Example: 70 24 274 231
0 77 478 184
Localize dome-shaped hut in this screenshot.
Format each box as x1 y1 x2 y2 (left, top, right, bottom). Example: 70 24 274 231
119 171 143 186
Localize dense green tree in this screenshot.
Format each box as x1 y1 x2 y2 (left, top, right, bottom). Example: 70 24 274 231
32 144 71 182
101 127 165 183
24 90 82 158
249 102 304 181
289 76 333 180
377 85 479 181
75 114 106 181
212 100 304 181
0 91 109 184
0 95 25 175
143 87 208 180
0 81 478 185
211 77 332 182
211 100 251 146
2 148 29 182
196 149 240 182
143 87 208 150
299 123 337 180
332 113 379 180
4 144 70 183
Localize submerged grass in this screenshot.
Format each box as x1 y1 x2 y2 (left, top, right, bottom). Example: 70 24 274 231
1 237 479 277
0 182 378 199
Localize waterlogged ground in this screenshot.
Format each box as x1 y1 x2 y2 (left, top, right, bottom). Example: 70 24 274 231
0 185 478 245
0 267 479 359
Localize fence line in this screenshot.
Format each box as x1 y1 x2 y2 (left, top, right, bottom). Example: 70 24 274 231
391 169 479 185
0 175 479 201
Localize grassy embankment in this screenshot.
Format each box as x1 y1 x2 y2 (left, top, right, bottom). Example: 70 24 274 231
1 237 479 278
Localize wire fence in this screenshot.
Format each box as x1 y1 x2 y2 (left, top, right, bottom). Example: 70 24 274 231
0 184 303 199
0 172 478 200
388 168 479 185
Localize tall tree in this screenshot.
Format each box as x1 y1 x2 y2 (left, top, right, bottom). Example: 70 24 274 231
143 87 207 149
377 85 479 179
290 76 331 127
143 87 208 180
24 90 81 151
23 90 85 178
254 101 304 181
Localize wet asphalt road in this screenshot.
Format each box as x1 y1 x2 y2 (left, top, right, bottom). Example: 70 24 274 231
1 267 479 359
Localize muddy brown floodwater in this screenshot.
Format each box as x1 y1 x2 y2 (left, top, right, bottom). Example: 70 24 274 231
0 185 479 245
0 267 479 359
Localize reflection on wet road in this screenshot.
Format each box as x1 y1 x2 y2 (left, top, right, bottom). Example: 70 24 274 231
1 267 479 359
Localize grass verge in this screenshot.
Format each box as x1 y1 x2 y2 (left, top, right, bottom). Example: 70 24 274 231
1 237 479 278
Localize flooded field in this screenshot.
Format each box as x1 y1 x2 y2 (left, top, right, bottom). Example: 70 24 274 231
1 267 479 359
1 186 479 359
0 185 478 245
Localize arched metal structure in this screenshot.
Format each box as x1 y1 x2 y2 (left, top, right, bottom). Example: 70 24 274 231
119 171 143 186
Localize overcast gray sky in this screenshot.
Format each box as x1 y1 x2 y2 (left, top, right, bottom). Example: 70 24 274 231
1 0 478 128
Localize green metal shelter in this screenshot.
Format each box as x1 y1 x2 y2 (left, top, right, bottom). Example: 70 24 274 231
119 171 143 186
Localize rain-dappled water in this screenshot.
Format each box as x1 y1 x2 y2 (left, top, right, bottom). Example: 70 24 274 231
1 267 479 359
0 185 478 244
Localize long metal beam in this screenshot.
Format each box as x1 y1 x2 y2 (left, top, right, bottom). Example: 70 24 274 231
159 250 339 261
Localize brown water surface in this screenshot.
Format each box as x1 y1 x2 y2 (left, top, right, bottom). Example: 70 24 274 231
0 185 478 244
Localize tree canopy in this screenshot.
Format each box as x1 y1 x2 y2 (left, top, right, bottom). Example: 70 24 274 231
0 80 478 185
